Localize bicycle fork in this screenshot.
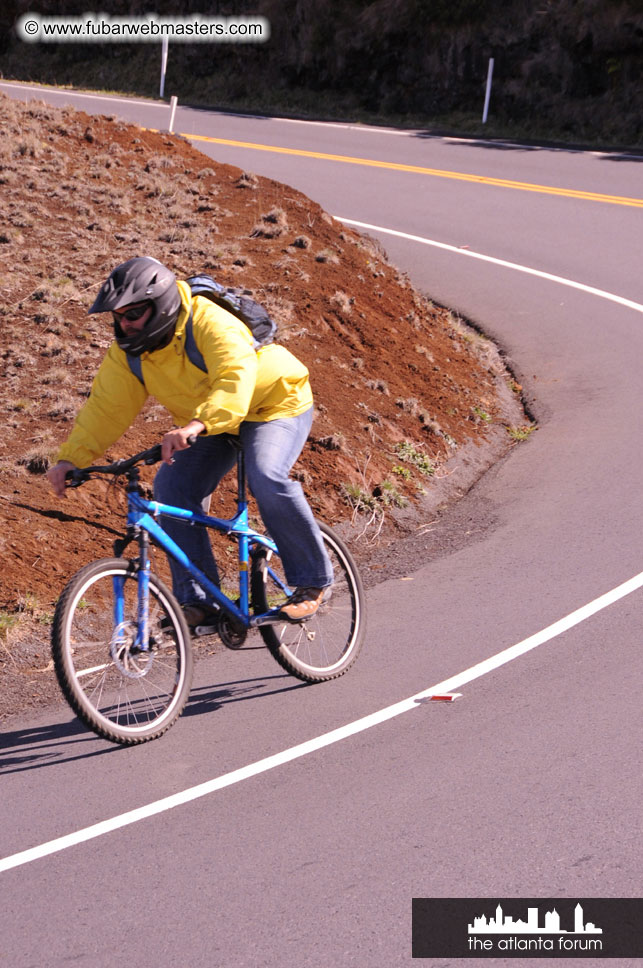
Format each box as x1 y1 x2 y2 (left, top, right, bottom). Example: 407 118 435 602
112 528 151 653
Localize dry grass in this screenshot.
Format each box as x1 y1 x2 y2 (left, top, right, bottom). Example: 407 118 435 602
0 91 529 719
250 207 289 239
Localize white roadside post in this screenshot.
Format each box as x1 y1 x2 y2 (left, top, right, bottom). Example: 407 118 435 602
168 95 178 133
482 56 494 124
160 35 169 98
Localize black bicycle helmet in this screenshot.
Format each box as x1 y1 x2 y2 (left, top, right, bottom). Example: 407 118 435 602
88 257 181 356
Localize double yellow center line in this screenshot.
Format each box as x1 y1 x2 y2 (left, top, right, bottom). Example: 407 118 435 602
185 133 643 208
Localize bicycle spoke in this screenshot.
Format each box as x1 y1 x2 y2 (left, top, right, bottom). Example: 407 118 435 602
52 559 193 744
251 523 366 681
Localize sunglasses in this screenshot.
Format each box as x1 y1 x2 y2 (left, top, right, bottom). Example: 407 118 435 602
113 303 150 323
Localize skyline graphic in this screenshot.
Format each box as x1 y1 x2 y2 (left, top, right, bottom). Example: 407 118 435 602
468 903 603 935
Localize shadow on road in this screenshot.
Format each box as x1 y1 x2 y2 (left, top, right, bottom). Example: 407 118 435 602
0 717 120 775
412 131 643 160
182 671 309 719
0 673 308 774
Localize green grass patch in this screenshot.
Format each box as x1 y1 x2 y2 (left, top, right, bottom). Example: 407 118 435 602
507 424 537 441
0 612 19 641
393 441 435 476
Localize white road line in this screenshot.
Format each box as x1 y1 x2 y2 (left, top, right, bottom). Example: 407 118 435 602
337 218 643 314
0 82 459 139
2 570 642 874
1 81 640 874
0 80 160 110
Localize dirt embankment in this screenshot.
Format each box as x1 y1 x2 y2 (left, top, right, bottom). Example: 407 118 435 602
0 92 528 720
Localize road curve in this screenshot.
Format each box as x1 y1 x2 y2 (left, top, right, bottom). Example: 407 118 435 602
1 82 641 967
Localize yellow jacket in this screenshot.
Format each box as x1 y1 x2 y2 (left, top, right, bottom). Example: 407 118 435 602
57 280 313 467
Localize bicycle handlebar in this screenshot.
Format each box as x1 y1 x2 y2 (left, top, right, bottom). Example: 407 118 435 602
64 435 199 487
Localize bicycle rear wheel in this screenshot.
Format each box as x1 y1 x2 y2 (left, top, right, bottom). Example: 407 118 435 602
251 523 366 682
52 558 193 745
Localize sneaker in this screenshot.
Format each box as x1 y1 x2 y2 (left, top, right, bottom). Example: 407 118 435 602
278 586 331 623
181 603 220 630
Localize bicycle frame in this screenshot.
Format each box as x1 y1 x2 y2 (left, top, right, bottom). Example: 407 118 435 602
55 442 364 745
116 452 286 649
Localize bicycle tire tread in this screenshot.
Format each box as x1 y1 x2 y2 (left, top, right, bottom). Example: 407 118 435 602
51 558 193 745
251 523 366 683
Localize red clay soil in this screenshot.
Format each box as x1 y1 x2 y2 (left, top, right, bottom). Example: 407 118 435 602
0 92 528 721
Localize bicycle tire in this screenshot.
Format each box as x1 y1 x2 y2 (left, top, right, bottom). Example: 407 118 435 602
251 523 366 682
52 557 193 745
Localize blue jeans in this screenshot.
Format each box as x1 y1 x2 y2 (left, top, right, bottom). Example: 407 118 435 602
153 407 333 608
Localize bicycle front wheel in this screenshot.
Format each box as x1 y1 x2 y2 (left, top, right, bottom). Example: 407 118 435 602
251 523 366 682
52 558 193 745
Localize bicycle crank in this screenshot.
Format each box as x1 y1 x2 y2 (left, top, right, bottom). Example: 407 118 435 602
216 613 247 650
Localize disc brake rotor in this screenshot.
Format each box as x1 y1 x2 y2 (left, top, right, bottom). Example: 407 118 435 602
110 621 155 678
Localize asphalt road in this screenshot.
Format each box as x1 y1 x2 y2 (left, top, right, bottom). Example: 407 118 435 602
1 82 642 967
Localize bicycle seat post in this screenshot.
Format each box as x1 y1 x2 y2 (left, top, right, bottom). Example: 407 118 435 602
236 446 247 506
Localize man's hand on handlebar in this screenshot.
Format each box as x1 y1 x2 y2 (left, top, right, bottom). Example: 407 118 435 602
47 460 77 498
161 421 205 464
45 426 204 495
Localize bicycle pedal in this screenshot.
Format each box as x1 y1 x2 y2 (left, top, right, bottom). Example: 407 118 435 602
193 624 219 637
250 612 286 628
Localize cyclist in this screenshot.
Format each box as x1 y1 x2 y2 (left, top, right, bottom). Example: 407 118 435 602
47 256 333 626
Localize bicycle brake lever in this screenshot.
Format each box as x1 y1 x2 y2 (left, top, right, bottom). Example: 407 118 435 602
143 445 163 465
65 471 89 488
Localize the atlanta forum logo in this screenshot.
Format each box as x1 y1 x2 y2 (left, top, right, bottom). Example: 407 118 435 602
412 897 641 958
468 902 602 953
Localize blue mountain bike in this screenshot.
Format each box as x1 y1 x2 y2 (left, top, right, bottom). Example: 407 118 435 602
51 439 366 745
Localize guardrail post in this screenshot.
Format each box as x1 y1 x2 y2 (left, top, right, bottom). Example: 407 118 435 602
160 36 169 98
168 95 178 133
482 57 494 124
